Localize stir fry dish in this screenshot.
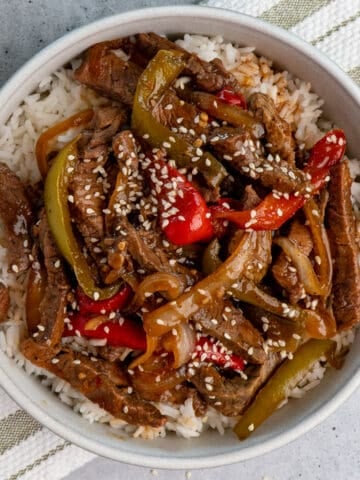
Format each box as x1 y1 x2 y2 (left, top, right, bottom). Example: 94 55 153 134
1 32 359 439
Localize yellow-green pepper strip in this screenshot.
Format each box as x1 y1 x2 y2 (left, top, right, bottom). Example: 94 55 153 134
230 280 336 339
44 137 119 300
202 238 222 275
233 338 335 440
131 49 227 188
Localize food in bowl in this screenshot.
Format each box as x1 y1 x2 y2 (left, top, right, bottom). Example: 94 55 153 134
0 32 358 441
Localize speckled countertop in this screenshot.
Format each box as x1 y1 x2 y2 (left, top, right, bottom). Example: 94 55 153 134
0 1 359 479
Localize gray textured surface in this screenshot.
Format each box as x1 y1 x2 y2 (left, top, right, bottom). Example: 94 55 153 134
1 1 359 479
0 0 199 86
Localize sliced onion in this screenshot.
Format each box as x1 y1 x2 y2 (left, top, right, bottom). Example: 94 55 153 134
303 198 333 299
131 353 186 396
129 335 158 369
162 323 196 369
130 272 184 312
274 236 327 296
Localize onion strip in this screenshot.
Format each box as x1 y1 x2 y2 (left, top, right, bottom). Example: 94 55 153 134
129 272 184 312
143 231 258 337
274 236 327 296
162 323 196 368
303 198 333 299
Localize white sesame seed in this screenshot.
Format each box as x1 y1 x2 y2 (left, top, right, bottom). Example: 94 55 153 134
156 319 165 325
93 292 100 301
248 423 255 432
73 359 81 365
11 264 19 273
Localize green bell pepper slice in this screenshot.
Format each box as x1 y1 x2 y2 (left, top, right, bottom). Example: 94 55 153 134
233 338 335 440
44 137 119 300
131 49 227 188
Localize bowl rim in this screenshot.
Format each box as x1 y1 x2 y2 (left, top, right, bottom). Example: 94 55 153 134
0 4 359 469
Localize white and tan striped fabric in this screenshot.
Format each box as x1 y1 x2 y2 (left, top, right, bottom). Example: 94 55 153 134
1 1 360 478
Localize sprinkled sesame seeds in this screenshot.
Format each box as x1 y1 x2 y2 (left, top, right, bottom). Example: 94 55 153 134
248 423 255 432
93 292 100 301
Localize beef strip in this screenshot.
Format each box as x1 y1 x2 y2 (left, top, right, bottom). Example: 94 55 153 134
139 383 207 417
106 130 141 236
69 107 125 261
326 161 360 329
107 218 195 287
192 300 265 364
35 212 70 347
75 33 242 106
191 352 279 416
152 89 209 143
74 41 143 106
134 33 241 94
161 385 207 417
272 220 313 304
0 163 33 273
208 126 306 193
249 93 296 166
21 338 165 427
0 283 10 323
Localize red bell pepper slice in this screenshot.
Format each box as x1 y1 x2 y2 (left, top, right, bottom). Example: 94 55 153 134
212 129 346 231
62 284 145 350
148 157 214 245
194 336 245 371
63 313 147 351
76 285 132 315
217 88 247 110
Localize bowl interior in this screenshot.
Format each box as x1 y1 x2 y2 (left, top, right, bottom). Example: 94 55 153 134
0 6 359 469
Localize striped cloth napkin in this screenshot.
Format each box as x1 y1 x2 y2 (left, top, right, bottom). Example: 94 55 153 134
1 1 360 479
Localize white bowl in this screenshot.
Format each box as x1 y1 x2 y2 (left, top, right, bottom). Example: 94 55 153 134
0 5 359 470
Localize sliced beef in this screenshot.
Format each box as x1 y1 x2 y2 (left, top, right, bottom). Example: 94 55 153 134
326 161 360 329
0 283 10 323
152 89 209 143
241 185 262 210
134 33 241 94
0 163 33 273
191 352 279 416
192 300 265 364
81 106 128 151
35 212 70 347
107 218 195 287
112 130 139 172
106 130 141 235
97 345 132 363
249 93 296 166
74 41 143 106
21 339 165 427
160 385 207 417
209 126 306 193
70 107 125 260
272 220 313 304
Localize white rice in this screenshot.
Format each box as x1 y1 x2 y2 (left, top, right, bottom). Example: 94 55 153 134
0 34 357 439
